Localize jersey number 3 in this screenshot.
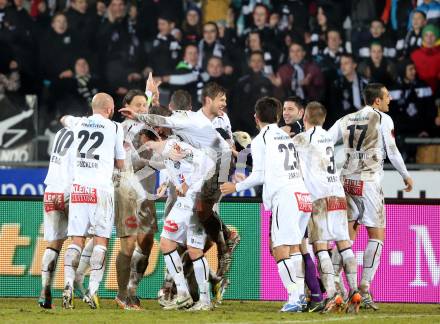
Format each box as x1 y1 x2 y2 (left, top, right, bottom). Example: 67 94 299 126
77 130 104 160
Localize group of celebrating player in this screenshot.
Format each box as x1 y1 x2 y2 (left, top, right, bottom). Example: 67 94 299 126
39 73 413 314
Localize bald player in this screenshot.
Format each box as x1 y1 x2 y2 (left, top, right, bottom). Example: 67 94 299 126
60 93 125 309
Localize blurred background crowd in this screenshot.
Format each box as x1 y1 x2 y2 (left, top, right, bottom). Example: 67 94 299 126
0 0 439 162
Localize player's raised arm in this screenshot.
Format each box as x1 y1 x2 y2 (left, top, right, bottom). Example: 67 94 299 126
381 114 413 192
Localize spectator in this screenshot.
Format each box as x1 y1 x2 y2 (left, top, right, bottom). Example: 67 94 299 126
357 19 397 59
278 95 304 137
359 42 396 87
0 58 20 101
148 14 181 76
273 42 325 101
3 0 38 93
203 55 232 91
230 51 274 136
389 59 436 160
39 13 79 83
240 31 278 76
408 0 440 28
327 53 368 127
233 0 271 36
97 0 145 102
181 5 202 45
310 4 339 56
411 24 440 94
315 29 347 83
65 0 94 50
397 10 427 58
198 21 233 74
272 0 309 34
51 57 101 118
242 4 275 47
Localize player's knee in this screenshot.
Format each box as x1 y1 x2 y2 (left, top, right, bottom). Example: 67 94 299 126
160 237 177 254
47 239 65 251
120 236 136 256
188 246 203 260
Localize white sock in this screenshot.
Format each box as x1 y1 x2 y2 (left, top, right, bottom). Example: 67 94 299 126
192 256 210 304
331 246 342 274
128 247 149 296
340 248 358 292
88 245 107 296
64 244 82 289
277 258 299 304
75 239 93 291
42 248 59 288
316 250 336 297
290 253 304 298
361 239 383 292
163 249 189 296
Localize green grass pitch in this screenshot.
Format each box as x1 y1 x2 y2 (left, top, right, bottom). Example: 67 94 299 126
0 299 439 323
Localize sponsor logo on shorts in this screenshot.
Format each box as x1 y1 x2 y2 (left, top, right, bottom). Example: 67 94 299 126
343 179 364 196
327 197 347 211
71 184 97 204
125 215 138 229
164 220 178 233
294 192 312 212
43 192 65 212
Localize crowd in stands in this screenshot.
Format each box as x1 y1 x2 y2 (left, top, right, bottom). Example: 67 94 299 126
0 0 439 161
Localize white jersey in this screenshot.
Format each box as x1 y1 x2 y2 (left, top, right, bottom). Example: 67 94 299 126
137 109 230 154
293 126 345 201
328 106 409 182
236 124 308 209
162 138 215 194
44 127 75 193
64 114 126 191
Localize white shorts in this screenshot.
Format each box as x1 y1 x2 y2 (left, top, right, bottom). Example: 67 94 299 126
43 188 69 241
68 184 115 238
160 196 207 250
270 189 312 248
343 178 385 228
308 196 350 244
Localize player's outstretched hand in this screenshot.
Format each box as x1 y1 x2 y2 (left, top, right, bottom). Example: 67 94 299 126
220 182 237 195
119 107 138 120
404 177 414 192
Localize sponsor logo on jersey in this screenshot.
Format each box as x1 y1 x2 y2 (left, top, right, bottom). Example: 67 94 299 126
71 184 97 203
164 220 179 233
343 179 364 196
43 192 65 212
125 215 138 229
327 196 347 211
294 192 312 212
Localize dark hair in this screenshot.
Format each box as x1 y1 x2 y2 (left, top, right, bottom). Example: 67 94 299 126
249 50 264 61
149 105 172 116
340 53 356 63
370 41 383 49
255 97 282 124
370 19 384 27
325 28 342 40
363 83 385 106
203 21 219 35
122 89 147 107
254 3 270 15
305 101 327 126
289 41 305 51
284 96 304 110
169 90 192 111
413 10 427 20
202 82 226 104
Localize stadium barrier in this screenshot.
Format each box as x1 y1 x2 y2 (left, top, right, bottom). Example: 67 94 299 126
0 196 439 303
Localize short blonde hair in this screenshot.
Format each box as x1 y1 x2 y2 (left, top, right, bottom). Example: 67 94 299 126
305 101 327 126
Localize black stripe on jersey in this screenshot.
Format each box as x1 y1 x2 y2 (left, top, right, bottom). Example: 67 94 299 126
275 206 279 229
309 126 316 143
372 108 382 123
112 121 119 133
262 126 270 144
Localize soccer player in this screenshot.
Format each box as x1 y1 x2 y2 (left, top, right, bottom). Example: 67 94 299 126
328 83 413 310
113 89 159 310
293 102 361 313
39 127 74 309
61 93 125 309
119 82 240 279
221 97 311 312
144 135 216 311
